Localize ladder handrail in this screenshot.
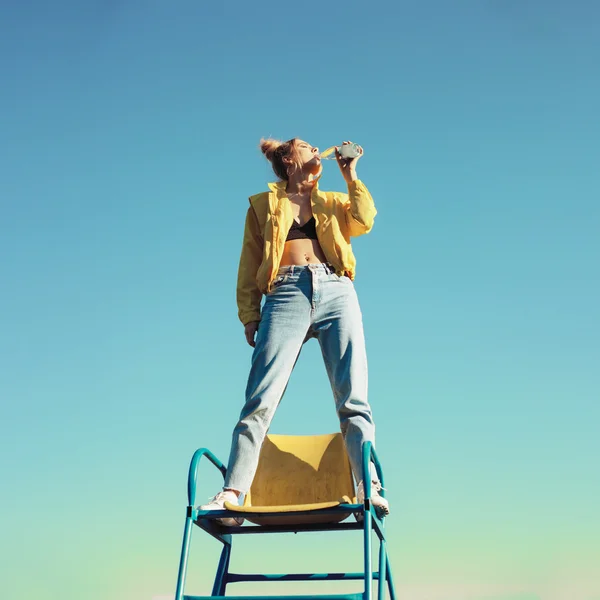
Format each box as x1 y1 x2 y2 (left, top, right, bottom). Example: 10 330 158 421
361 442 386 500
188 443 385 506
187 448 227 506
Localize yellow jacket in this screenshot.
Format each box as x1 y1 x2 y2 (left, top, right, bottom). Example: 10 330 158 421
237 179 377 325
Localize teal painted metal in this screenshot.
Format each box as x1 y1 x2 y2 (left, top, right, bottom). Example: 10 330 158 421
370 512 386 541
206 519 363 535
361 441 392 600
183 595 363 600
377 539 387 600
211 542 231 596
187 448 227 506
363 506 373 600
360 442 385 498
175 511 193 600
196 504 363 522
385 555 396 600
226 572 381 582
175 448 228 600
175 440 396 600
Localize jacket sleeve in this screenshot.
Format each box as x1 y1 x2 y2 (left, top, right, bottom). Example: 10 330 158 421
337 179 377 237
237 203 264 325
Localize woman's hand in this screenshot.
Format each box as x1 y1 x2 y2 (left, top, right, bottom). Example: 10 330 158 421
244 320 260 347
335 140 363 184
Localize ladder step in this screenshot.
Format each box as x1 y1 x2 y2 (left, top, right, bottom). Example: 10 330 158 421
227 572 379 582
183 594 363 600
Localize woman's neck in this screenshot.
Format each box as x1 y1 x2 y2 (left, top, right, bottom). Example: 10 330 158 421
285 173 314 196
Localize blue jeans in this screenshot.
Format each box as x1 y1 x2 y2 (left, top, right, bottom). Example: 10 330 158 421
224 263 376 493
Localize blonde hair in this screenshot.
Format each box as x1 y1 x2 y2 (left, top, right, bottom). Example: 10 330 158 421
259 137 298 181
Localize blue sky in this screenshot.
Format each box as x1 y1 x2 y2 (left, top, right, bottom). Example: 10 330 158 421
1 2 599 599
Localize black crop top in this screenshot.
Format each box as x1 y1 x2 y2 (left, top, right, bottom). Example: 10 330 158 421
286 216 318 241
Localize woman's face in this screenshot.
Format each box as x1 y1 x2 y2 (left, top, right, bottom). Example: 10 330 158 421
293 139 321 175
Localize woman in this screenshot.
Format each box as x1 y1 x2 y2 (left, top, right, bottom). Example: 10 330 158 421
201 139 388 524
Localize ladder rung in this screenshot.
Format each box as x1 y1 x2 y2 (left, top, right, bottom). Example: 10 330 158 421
183 594 363 600
227 571 379 582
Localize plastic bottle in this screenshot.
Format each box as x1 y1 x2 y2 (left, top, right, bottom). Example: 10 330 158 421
320 143 361 160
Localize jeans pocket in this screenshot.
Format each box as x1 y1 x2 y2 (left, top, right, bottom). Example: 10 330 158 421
270 274 287 291
334 273 351 284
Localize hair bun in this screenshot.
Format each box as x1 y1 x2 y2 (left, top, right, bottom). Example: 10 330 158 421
259 138 282 162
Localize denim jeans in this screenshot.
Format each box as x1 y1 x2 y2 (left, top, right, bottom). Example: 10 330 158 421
223 263 376 493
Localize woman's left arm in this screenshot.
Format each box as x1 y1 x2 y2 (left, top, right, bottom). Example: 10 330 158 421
342 180 377 236
335 142 377 236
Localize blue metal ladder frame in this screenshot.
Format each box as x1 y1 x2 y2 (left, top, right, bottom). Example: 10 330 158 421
174 442 396 600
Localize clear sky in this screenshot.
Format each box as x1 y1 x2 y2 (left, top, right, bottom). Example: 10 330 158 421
1 2 599 599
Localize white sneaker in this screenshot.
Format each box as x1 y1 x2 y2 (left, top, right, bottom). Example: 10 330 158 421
357 480 390 517
198 490 244 526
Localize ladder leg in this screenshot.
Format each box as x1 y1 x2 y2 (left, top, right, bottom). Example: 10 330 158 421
377 538 387 600
363 508 373 600
211 541 232 596
174 514 193 600
386 553 396 600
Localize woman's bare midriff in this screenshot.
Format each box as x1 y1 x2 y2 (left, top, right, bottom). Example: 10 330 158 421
280 239 328 266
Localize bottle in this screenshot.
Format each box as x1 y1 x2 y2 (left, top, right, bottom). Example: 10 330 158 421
320 143 361 160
